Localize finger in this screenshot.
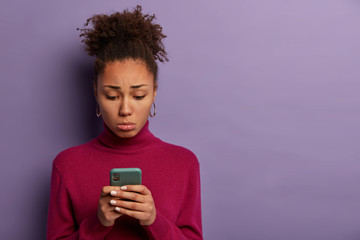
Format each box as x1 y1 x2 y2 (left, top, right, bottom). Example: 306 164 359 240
114 207 151 221
120 185 151 195
99 199 122 214
110 199 152 212
111 190 146 203
101 186 121 196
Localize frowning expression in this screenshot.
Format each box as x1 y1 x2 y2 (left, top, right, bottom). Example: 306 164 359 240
95 59 156 138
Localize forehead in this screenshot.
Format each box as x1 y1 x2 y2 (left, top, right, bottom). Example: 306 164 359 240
99 59 154 86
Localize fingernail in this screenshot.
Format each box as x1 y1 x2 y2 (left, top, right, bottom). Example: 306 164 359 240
110 200 116 205
115 207 121 212
120 186 127 190
110 191 117 196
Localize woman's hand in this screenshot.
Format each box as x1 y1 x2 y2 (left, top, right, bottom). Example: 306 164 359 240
97 186 123 227
109 185 157 226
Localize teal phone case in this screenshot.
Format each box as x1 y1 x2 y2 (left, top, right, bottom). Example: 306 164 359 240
110 168 142 186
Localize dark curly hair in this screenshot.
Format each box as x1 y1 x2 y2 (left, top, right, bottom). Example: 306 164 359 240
78 5 168 87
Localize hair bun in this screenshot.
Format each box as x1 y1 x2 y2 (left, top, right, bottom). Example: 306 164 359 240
78 5 168 62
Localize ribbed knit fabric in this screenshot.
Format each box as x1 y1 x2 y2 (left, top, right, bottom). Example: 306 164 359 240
46 121 202 239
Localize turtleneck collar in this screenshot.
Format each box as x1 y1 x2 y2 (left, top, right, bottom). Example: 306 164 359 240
97 120 158 151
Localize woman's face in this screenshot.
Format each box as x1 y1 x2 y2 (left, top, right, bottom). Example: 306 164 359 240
95 59 156 138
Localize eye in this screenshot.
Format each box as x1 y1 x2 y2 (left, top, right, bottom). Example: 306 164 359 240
106 95 118 100
134 95 146 100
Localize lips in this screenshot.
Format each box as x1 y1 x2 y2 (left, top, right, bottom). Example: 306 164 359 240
117 122 136 131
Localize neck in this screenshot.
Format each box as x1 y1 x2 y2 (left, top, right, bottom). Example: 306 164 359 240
97 121 157 151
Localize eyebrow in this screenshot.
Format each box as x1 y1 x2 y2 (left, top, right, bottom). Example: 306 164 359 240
103 85 120 89
103 84 148 89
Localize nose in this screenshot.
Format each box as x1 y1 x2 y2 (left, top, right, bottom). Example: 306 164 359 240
119 97 132 116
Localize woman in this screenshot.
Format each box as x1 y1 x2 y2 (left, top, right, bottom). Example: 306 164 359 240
46 5 203 240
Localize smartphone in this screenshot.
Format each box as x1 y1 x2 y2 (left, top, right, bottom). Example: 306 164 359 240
110 168 142 186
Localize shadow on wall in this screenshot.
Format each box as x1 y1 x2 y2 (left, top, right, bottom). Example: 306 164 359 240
35 52 103 238
63 51 103 142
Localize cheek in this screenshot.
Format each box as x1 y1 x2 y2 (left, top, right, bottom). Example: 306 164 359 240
100 103 118 117
134 102 152 114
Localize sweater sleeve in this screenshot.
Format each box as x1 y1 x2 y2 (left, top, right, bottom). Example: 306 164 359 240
144 159 203 240
46 162 113 240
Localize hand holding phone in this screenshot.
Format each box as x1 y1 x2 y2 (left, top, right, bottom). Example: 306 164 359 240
108 168 156 226
97 168 142 226
109 184 156 226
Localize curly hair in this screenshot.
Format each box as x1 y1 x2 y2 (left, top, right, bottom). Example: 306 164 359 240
78 5 168 86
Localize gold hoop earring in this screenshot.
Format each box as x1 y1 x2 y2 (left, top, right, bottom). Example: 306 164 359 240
149 102 156 118
96 103 101 117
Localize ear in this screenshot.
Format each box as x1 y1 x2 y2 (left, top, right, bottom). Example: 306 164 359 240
152 82 157 102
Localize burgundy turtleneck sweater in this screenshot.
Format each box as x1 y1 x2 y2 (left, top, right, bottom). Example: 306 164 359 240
46 121 202 240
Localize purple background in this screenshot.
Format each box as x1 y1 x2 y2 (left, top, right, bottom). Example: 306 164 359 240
1 0 360 239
